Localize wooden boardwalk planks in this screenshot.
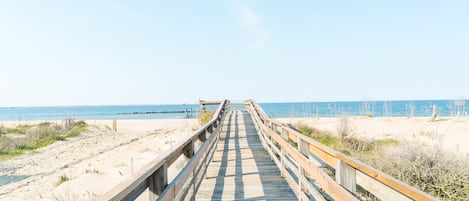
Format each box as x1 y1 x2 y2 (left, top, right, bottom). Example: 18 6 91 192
195 110 297 201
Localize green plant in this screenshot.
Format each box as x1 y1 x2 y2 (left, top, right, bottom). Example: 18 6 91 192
38 122 52 127
15 144 32 150
0 120 89 162
73 120 87 127
198 111 214 125
52 135 66 141
64 126 88 138
56 175 70 186
6 124 32 134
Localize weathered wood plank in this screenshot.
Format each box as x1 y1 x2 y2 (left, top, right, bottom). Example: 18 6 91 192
195 110 297 200
356 170 413 201
262 123 358 201
336 160 357 194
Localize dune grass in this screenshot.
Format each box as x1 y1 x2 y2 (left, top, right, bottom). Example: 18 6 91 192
294 120 468 200
55 175 70 186
198 111 214 125
0 120 88 161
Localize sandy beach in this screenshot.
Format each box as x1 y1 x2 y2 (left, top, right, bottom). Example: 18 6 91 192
1 116 468 200
276 116 469 154
0 119 198 201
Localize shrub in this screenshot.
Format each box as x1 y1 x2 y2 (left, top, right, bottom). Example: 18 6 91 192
52 135 66 141
366 142 469 200
337 116 354 141
38 122 52 127
55 175 70 186
294 122 468 200
6 124 32 134
199 111 214 125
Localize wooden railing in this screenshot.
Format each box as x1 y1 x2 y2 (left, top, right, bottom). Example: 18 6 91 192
99 100 229 201
246 99 438 201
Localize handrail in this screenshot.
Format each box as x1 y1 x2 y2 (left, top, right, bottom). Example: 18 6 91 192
99 100 229 201
246 99 438 201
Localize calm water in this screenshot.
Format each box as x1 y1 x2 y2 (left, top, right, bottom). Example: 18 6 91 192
0 100 467 121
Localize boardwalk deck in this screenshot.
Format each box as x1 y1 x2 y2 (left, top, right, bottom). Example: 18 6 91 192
195 110 297 201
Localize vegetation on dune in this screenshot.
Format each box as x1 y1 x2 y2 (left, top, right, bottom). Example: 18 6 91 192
293 118 469 200
198 111 214 125
0 120 88 161
55 175 70 186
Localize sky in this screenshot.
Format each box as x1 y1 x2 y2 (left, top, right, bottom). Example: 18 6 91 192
1 0 468 106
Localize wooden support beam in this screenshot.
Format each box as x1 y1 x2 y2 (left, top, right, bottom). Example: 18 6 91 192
336 160 357 194
183 141 194 159
298 138 309 157
149 163 168 200
198 131 206 142
281 128 288 140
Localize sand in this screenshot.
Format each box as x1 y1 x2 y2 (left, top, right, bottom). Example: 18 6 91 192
1 116 468 200
0 119 198 201
276 116 469 154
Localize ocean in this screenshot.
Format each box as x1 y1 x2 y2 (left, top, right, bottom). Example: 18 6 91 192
0 100 467 121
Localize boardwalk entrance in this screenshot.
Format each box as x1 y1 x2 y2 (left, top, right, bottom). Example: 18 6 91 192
196 110 297 200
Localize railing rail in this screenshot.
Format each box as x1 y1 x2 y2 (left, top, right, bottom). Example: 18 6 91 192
246 99 437 201
99 100 229 201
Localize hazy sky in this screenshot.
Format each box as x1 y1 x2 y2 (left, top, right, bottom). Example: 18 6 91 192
1 1 468 106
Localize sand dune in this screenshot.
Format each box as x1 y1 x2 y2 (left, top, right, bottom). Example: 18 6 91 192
0 119 198 201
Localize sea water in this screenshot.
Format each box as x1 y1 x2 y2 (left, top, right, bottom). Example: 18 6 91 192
0 100 467 121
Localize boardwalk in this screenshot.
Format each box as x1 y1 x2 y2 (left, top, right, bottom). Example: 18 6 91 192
196 110 297 201
99 100 436 201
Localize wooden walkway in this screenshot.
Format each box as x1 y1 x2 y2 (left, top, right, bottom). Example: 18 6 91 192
195 110 297 201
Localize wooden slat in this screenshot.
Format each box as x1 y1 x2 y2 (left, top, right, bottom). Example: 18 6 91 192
356 171 412 201
263 125 358 201
300 175 327 201
336 153 435 201
195 110 297 200
336 160 357 194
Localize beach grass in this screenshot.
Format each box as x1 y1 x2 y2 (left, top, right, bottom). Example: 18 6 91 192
55 175 70 186
0 120 88 161
294 122 468 200
198 111 214 125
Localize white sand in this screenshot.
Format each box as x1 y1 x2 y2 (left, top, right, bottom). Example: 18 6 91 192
0 119 198 201
276 117 469 154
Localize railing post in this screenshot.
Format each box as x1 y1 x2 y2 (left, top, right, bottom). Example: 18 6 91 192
281 128 288 139
149 163 168 200
279 128 289 177
184 140 195 159
297 138 308 200
280 147 287 177
298 167 305 200
199 130 207 142
298 138 309 157
336 160 357 194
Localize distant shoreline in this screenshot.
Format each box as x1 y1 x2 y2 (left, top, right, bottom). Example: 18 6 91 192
1 99 468 121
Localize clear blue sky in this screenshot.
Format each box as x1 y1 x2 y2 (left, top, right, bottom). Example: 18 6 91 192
1 1 468 106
